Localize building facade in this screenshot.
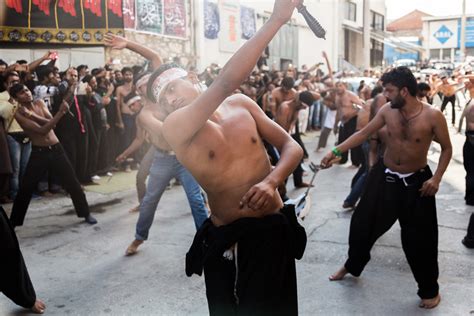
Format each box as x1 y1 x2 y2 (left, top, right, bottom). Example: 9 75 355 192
422 14 474 61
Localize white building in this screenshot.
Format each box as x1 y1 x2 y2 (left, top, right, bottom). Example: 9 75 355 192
194 0 387 72
422 14 474 61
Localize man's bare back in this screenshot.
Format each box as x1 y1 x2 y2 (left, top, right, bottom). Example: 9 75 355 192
175 95 284 226
335 85 362 123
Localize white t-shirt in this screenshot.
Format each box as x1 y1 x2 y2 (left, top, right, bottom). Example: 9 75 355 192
33 84 59 111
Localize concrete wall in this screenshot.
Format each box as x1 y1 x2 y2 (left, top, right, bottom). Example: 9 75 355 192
105 30 194 69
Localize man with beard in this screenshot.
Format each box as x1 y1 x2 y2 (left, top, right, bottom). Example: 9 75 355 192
322 67 452 309
115 67 135 172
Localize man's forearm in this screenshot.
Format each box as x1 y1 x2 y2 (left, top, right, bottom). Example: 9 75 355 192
265 141 303 187
337 130 368 153
432 147 452 182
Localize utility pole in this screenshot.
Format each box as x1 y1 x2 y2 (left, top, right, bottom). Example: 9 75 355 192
460 0 467 62
363 0 371 70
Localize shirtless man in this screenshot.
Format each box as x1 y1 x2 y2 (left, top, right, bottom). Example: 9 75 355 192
460 99 474 248
271 76 297 115
342 86 383 209
334 81 365 166
322 67 452 309
8 84 97 227
275 91 315 188
431 75 462 125
104 34 209 255
115 67 135 171
147 0 305 313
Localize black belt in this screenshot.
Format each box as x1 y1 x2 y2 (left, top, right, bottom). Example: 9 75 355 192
31 143 62 153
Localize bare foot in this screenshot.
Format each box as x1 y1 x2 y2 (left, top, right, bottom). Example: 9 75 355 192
419 294 441 309
329 267 348 281
31 299 46 314
129 205 139 213
125 239 143 256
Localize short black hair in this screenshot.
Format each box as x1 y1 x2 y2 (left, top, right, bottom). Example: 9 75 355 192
0 59 7 67
371 85 384 99
299 91 315 106
9 83 27 98
35 65 55 82
281 77 295 89
146 63 182 103
91 68 104 76
380 66 417 97
417 82 431 92
16 60 28 65
77 64 88 73
121 67 133 75
82 74 94 84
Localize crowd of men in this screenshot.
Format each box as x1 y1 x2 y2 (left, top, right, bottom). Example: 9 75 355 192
1 0 474 312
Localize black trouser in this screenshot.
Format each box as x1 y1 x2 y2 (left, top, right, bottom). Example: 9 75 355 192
58 131 88 182
440 94 456 125
463 132 474 205
203 214 299 316
291 134 305 187
10 143 90 226
345 162 439 299
0 206 36 308
338 116 363 166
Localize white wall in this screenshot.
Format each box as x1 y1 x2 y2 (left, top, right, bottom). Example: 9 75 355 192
195 0 337 71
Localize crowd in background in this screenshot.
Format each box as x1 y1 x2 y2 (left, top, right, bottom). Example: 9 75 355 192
0 50 472 205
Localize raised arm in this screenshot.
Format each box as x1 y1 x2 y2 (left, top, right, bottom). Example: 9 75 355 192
163 0 302 150
105 34 163 70
322 51 333 81
15 101 68 136
28 51 52 73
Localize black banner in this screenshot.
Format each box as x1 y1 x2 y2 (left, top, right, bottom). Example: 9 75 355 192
0 0 124 44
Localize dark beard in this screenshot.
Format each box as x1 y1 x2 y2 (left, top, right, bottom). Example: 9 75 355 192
390 96 406 109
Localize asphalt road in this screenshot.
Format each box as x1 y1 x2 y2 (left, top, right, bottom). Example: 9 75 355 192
1 126 473 316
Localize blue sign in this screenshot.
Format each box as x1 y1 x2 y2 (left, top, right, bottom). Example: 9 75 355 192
434 25 454 44
458 17 474 48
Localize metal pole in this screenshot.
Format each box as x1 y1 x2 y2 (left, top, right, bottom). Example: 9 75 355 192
460 0 467 62
363 0 371 70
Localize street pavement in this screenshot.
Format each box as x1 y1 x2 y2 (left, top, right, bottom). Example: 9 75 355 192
1 116 473 315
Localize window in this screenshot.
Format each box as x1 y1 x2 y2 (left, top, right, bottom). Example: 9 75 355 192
371 11 384 31
430 49 440 60
344 0 357 22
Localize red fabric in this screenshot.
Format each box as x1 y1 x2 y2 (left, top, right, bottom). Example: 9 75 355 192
74 96 86 134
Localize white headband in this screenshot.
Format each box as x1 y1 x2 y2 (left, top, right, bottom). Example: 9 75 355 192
151 68 188 102
135 73 151 91
126 95 141 107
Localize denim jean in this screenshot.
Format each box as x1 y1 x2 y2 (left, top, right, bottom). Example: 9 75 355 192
344 141 370 206
6 135 31 200
135 150 209 241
